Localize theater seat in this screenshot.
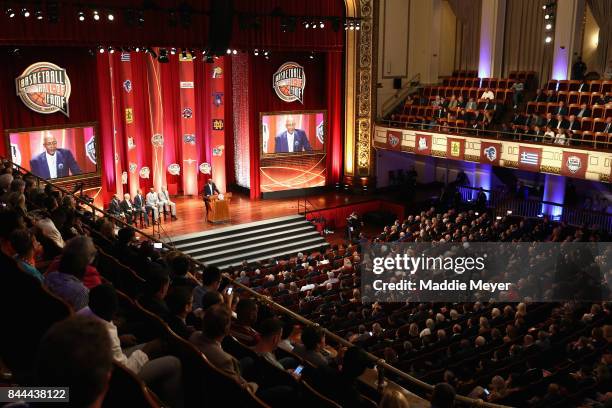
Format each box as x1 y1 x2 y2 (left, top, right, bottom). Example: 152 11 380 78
103 362 163 408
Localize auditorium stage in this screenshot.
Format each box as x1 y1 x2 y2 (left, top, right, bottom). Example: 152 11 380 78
141 191 375 239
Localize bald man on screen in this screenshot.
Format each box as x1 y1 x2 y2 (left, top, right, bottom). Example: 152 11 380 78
274 117 312 153
30 134 81 179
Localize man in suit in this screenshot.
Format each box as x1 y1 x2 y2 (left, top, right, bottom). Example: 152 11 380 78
554 101 568 116
576 103 592 118
465 98 478 110
530 126 545 143
545 90 557 102
566 115 580 131
133 188 149 227
158 186 177 220
603 117 612 134
120 193 134 225
146 187 162 223
556 114 569 130
30 135 81 179
203 179 220 218
108 194 122 217
274 117 312 153
577 80 590 92
456 95 466 109
543 113 558 129
189 304 258 392
533 89 546 102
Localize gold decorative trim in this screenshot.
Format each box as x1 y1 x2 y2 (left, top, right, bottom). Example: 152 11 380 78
599 174 610 182
355 0 377 177
541 166 561 174
464 154 480 162
504 160 519 168
403 146 415 153
431 150 446 158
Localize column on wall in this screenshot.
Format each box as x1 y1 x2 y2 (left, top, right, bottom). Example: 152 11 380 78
542 174 566 217
552 0 585 80
478 0 506 78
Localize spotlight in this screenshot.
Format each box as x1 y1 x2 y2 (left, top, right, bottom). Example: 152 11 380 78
135 46 141 52
496 216 502 220
312 22 318 29
232 49 237 55
304 21 310 28
78 11 85 21
545 23 552 30
542 4 547 9
309 52 315 60
544 13 551 20
226 48 231 55
506 210 513 215
98 46 105 54
107 12 114 21
545 36 552 43
264 50 269 56
254 49 259 56
109 47 115 54
93 10 100 20
6 8 15 18
320 21 325 28
35 10 43 20
355 21 361 30
181 49 187 59
22 8 30 17
170 48 176 55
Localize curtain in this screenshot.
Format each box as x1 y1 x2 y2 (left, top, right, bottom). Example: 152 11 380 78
587 0 612 75
96 54 116 198
325 52 343 184
447 0 482 71
501 0 553 85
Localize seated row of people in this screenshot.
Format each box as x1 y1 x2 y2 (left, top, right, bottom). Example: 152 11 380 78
108 185 177 227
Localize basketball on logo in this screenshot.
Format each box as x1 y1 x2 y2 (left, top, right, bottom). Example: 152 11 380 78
16 62 71 117
273 62 306 103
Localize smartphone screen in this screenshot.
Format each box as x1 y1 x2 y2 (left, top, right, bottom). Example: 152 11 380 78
226 286 233 295
483 388 490 396
294 365 304 376
153 242 163 249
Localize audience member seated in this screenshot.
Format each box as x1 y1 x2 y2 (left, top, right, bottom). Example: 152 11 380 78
166 286 196 340
230 298 261 347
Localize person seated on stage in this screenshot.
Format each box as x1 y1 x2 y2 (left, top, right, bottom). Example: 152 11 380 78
108 194 122 218
158 185 177 220
146 187 163 223
133 188 149 227
120 193 134 225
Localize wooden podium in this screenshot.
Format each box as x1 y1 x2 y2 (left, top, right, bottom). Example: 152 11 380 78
204 193 232 223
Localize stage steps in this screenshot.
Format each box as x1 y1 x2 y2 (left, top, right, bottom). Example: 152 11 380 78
167 215 329 270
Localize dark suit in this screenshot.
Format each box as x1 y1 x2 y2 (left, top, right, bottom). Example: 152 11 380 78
554 107 568 116
133 194 149 226
203 182 220 197
556 119 569 130
544 119 558 129
577 83 590 92
274 129 312 153
120 199 134 224
108 198 121 216
576 108 591 118
30 148 81 179
567 121 580 131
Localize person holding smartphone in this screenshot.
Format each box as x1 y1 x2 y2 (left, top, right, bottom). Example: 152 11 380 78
253 318 297 372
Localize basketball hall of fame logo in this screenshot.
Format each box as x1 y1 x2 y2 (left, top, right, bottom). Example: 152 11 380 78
273 62 305 104
16 62 71 117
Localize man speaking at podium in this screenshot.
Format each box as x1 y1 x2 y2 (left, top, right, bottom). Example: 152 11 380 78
203 178 221 219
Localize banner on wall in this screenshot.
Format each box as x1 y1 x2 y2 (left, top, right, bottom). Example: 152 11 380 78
273 62 305 104
561 151 588 179
178 53 198 195
414 133 432 155
518 146 542 171
446 138 465 161
16 62 71 117
480 142 502 166
210 59 226 191
386 130 402 151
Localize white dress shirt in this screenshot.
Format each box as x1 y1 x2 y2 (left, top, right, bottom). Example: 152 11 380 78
286 132 295 152
78 307 149 374
45 152 57 179
480 91 495 100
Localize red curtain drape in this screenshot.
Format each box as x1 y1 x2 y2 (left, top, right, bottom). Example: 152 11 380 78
325 52 343 184
96 54 115 198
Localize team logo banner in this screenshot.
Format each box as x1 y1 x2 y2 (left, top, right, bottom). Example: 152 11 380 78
518 146 542 171
480 142 502 166
273 62 305 104
386 130 402 151
16 62 71 117
561 151 588 179
414 133 432 155
446 138 465 161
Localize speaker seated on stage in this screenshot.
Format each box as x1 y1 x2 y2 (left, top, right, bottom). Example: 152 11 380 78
133 188 150 227
203 179 221 215
158 185 177 220
120 193 135 225
146 187 163 223
108 194 123 218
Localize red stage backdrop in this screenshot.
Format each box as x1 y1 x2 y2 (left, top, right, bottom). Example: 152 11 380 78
242 52 343 199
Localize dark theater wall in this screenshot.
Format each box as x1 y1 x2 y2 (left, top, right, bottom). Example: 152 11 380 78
0 47 99 157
